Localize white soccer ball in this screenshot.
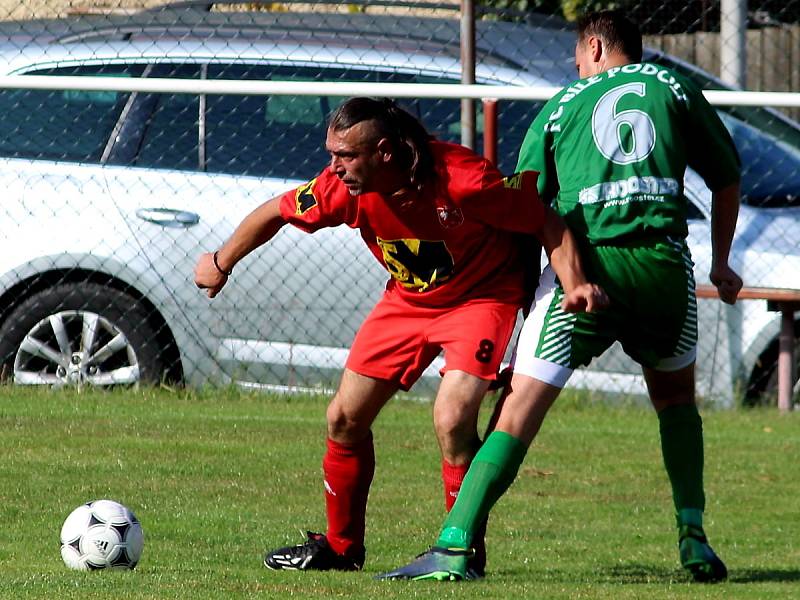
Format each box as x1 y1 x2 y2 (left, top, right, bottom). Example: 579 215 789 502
60 499 144 570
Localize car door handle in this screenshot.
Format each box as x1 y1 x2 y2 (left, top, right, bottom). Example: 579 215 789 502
135 208 200 228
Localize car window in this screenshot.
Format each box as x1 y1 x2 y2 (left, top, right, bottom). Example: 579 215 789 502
205 64 330 178
717 112 800 208
130 64 201 172
204 64 542 178
0 64 141 163
409 79 542 175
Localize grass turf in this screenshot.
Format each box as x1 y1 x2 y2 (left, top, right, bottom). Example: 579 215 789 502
0 385 798 599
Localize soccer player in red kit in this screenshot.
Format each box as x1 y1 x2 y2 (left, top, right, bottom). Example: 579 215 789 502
194 97 606 576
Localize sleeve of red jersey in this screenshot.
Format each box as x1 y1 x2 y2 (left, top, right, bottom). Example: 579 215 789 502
451 155 546 234
278 169 349 233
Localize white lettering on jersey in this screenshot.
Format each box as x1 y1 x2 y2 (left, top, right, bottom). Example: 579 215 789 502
579 176 680 206
597 64 687 102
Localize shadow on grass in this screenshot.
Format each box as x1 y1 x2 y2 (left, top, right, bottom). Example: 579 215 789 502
603 564 682 584
601 564 800 584
492 564 682 584
728 568 800 583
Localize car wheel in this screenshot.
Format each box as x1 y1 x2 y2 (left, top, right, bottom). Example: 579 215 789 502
0 283 165 387
744 326 800 407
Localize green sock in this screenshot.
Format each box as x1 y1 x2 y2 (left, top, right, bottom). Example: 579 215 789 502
436 431 528 550
677 508 704 530
658 403 705 515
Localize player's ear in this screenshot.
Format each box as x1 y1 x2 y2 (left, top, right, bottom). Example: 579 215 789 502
589 35 603 62
376 137 393 163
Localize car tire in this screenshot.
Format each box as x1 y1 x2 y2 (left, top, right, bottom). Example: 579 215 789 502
0 283 165 387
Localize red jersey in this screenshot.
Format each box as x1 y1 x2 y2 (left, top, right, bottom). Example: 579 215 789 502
278 141 545 307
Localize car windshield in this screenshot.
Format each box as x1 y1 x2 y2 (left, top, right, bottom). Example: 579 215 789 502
652 53 800 208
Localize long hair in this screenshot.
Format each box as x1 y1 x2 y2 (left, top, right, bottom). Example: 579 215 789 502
328 97 435 191
577 10 643 63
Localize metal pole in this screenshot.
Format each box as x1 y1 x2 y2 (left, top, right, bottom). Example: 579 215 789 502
460 0 476 149
777 306 798 413
482 98 497 165
5 78 800 107
720 0 747 89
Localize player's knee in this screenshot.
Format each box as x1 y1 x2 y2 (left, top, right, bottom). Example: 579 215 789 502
326 399 369 443
433 408 473 444
433 414 480 464
644 365 695 411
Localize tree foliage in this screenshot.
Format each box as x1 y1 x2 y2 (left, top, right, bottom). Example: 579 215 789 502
481 1 800 32
479 0 633 22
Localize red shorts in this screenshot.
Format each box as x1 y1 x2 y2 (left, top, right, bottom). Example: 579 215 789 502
346 291 520 391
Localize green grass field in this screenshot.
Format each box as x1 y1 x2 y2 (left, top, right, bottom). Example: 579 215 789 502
0 386 798 599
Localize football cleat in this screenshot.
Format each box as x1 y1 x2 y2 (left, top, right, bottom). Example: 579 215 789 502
264 531 364 571
467 535 486 579
679 525 728 583
374 547 473 581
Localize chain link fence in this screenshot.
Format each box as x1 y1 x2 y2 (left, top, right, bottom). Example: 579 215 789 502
0 0 797 406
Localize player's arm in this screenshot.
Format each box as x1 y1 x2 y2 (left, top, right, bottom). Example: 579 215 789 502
516 96 561 199
681 76 743 305
194 196 287 299
518 98 606 312
709 181 743 304
535 206 608 313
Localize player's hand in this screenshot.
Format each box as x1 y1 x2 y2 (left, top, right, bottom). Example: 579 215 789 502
194 252 229 299
710 264 742 305
561 283 609 313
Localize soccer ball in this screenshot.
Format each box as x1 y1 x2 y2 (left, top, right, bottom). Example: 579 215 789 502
60 499 144 570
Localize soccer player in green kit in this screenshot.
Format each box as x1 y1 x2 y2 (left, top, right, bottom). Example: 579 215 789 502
377 10 742 583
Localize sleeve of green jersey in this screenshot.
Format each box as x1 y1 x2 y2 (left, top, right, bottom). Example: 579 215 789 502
682 77 742 192
515 98 559 203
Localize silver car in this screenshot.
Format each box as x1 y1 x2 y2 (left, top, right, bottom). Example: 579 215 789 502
0 6 797 405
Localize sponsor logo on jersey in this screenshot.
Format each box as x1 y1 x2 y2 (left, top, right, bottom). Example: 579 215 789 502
579 176 679 206
502 173 524 190
376 237 455 292
295 178 318 215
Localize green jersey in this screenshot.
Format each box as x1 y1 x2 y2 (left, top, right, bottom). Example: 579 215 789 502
517 63 740 244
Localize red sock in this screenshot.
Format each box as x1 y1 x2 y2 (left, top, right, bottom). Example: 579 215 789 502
323 434 375 557
441 460 469 512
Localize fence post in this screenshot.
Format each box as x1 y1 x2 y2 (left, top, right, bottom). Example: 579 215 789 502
720 0 747 88
460 0 476 149
777 305 800 413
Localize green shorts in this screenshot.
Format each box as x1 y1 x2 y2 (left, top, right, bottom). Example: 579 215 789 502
512 237 697 387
